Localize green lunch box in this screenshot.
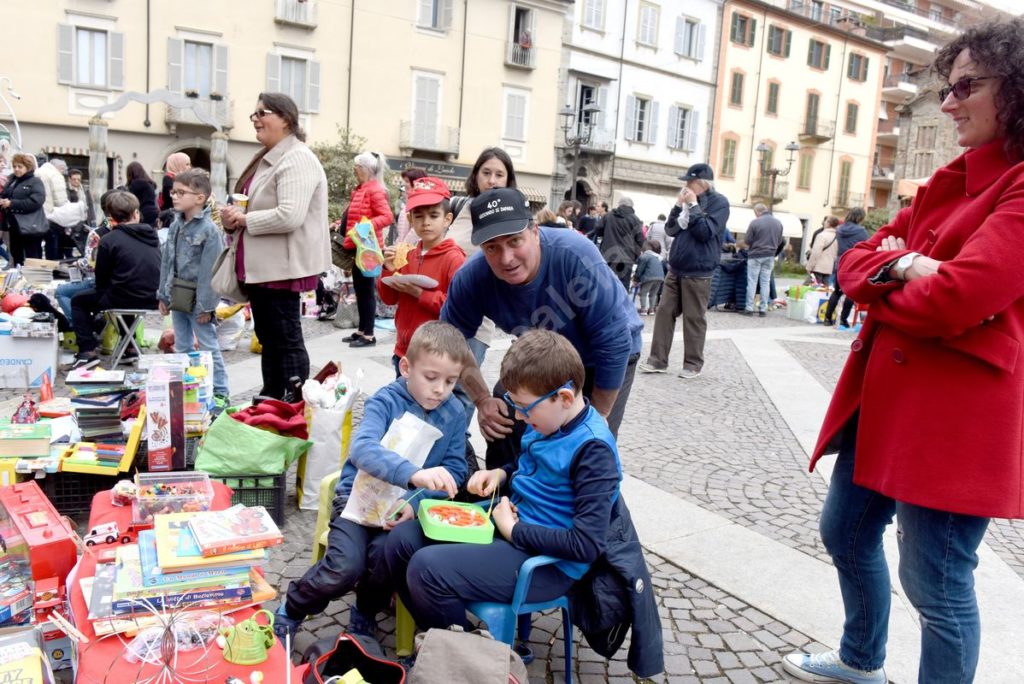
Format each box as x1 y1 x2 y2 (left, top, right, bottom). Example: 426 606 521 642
417 500 494 544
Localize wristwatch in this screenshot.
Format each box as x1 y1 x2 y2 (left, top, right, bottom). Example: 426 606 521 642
893 252 920 281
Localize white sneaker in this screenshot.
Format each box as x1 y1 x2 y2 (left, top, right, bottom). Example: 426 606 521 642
678 368 701 379
782 650 886 683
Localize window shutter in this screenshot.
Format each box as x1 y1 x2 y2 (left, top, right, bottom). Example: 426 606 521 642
58 24 74 85
674 17 685 55
266 54 281 92
649 100 659 144
748 18 756 47
307 60 321 113
418 0 433 27
109 32 125 90
729 14 738 42
688 109 700 152
807 41 814 66
596 85 608 128
625 95 636 141
440 0 454 30
213 45 228 96
824 44 831 69
696 24 706 61
784 30 791 57
862 57 869 80
167 38 183 92
668 105 680 148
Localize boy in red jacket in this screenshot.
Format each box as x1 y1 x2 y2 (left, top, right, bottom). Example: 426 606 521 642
379 177 466 376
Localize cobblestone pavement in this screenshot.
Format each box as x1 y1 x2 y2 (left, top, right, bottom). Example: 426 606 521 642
625 319 832 565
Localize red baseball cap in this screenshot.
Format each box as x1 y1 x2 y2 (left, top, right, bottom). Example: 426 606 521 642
406 176 452 212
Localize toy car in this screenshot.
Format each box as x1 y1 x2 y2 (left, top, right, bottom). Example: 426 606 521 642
83 522 131 547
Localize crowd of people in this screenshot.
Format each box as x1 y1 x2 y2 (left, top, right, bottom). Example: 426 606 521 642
0 16 1020 682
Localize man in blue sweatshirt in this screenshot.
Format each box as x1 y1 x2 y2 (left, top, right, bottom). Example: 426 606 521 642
641 163 730 379
441 188 643 469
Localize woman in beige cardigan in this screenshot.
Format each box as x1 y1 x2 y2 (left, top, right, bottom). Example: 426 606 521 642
221 92 330 399
805 216 840 286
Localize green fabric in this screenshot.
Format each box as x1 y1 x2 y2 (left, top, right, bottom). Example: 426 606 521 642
194 410 310 476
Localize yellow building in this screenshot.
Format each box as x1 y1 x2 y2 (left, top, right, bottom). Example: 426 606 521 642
1 0 568 200
709 0 887 245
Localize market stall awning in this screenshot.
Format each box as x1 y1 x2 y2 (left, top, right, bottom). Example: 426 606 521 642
727 206 804 239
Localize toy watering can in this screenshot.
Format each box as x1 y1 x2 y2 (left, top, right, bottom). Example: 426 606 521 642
222 609 275 665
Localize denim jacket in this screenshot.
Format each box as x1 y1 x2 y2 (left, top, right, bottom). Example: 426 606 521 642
157 206 224 314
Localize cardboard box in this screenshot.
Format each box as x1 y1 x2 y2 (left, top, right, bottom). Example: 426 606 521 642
146 368 185 471
0 334 58 389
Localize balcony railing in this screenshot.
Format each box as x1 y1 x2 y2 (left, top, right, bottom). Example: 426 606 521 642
798 120 835 143
883 73 917 89
578 126 615 154
833 191 865 210
866 24 932 43
752 178 789 203
165 98 233 131
786 1 865 28
872 165 895 181
275 0 317 28
878 0 956 28
505 42 536 69
399 121 460 156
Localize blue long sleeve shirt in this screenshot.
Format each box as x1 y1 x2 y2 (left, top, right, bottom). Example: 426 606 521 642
442 228 643 390
335 379 468 511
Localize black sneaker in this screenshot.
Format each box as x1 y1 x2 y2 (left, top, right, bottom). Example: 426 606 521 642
758 311 767 317
349 336 376 348
63 354 100 372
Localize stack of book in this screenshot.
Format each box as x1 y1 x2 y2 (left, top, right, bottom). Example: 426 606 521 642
103 507 281 617
184 401 211 435
20 259 59 287
71 405 122 442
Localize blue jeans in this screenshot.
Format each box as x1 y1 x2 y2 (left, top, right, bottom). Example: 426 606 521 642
56 278 95 319
745 255 774 312
171 311 230 397
821 421 989 681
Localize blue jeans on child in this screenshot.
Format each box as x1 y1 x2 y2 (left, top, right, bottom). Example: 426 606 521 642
171 311 230 397
384 519 575 631
745 256 774 312
56 279 95 320
285 512 392 619
821 420 989 681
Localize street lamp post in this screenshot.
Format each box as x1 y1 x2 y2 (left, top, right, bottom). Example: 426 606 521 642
559 102 601 205
755 141 800 214
0 77 23 150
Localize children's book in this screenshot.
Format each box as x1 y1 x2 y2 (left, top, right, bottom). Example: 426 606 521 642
186 505 283 557
65 368 125 384
111 582 252 613
153 513 265 572
137 529 250 589
0 423 51 458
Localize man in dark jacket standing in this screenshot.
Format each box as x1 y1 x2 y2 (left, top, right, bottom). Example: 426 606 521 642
641 163 729 379
66 191 161 369
595 196 644 290
742 203 784 316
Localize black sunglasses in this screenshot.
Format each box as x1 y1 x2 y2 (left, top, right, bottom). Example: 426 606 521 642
938 76 994 103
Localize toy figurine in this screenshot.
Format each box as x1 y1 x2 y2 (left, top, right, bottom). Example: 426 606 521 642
11 393 39 424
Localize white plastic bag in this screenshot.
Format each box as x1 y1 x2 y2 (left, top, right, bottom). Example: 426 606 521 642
340 412 442 527
217 308 246 351
298 370 362 510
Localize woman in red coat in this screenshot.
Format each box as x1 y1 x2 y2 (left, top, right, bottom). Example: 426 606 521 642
785 18 1024 684
343 151 394 347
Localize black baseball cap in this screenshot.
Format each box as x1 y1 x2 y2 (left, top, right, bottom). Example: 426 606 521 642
470 188 533 246
679 163 714 182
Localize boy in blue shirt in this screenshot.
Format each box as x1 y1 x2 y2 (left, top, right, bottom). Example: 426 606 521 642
384 329 623 632
274 321 472 640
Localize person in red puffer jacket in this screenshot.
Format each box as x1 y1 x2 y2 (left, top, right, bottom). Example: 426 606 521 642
378 177 465 375
343 151 394 347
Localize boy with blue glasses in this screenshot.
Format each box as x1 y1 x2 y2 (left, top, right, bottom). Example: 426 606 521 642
384 329 623 635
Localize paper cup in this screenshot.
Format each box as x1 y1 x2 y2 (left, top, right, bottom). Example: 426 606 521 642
230 193 249 209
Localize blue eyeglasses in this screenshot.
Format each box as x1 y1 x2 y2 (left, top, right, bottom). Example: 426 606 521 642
503 380 575 419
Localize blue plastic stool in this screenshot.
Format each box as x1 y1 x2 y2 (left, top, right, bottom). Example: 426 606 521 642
467 555 574 684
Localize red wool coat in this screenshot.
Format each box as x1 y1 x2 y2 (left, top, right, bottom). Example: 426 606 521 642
811 139 1024 519
343 178 394 250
